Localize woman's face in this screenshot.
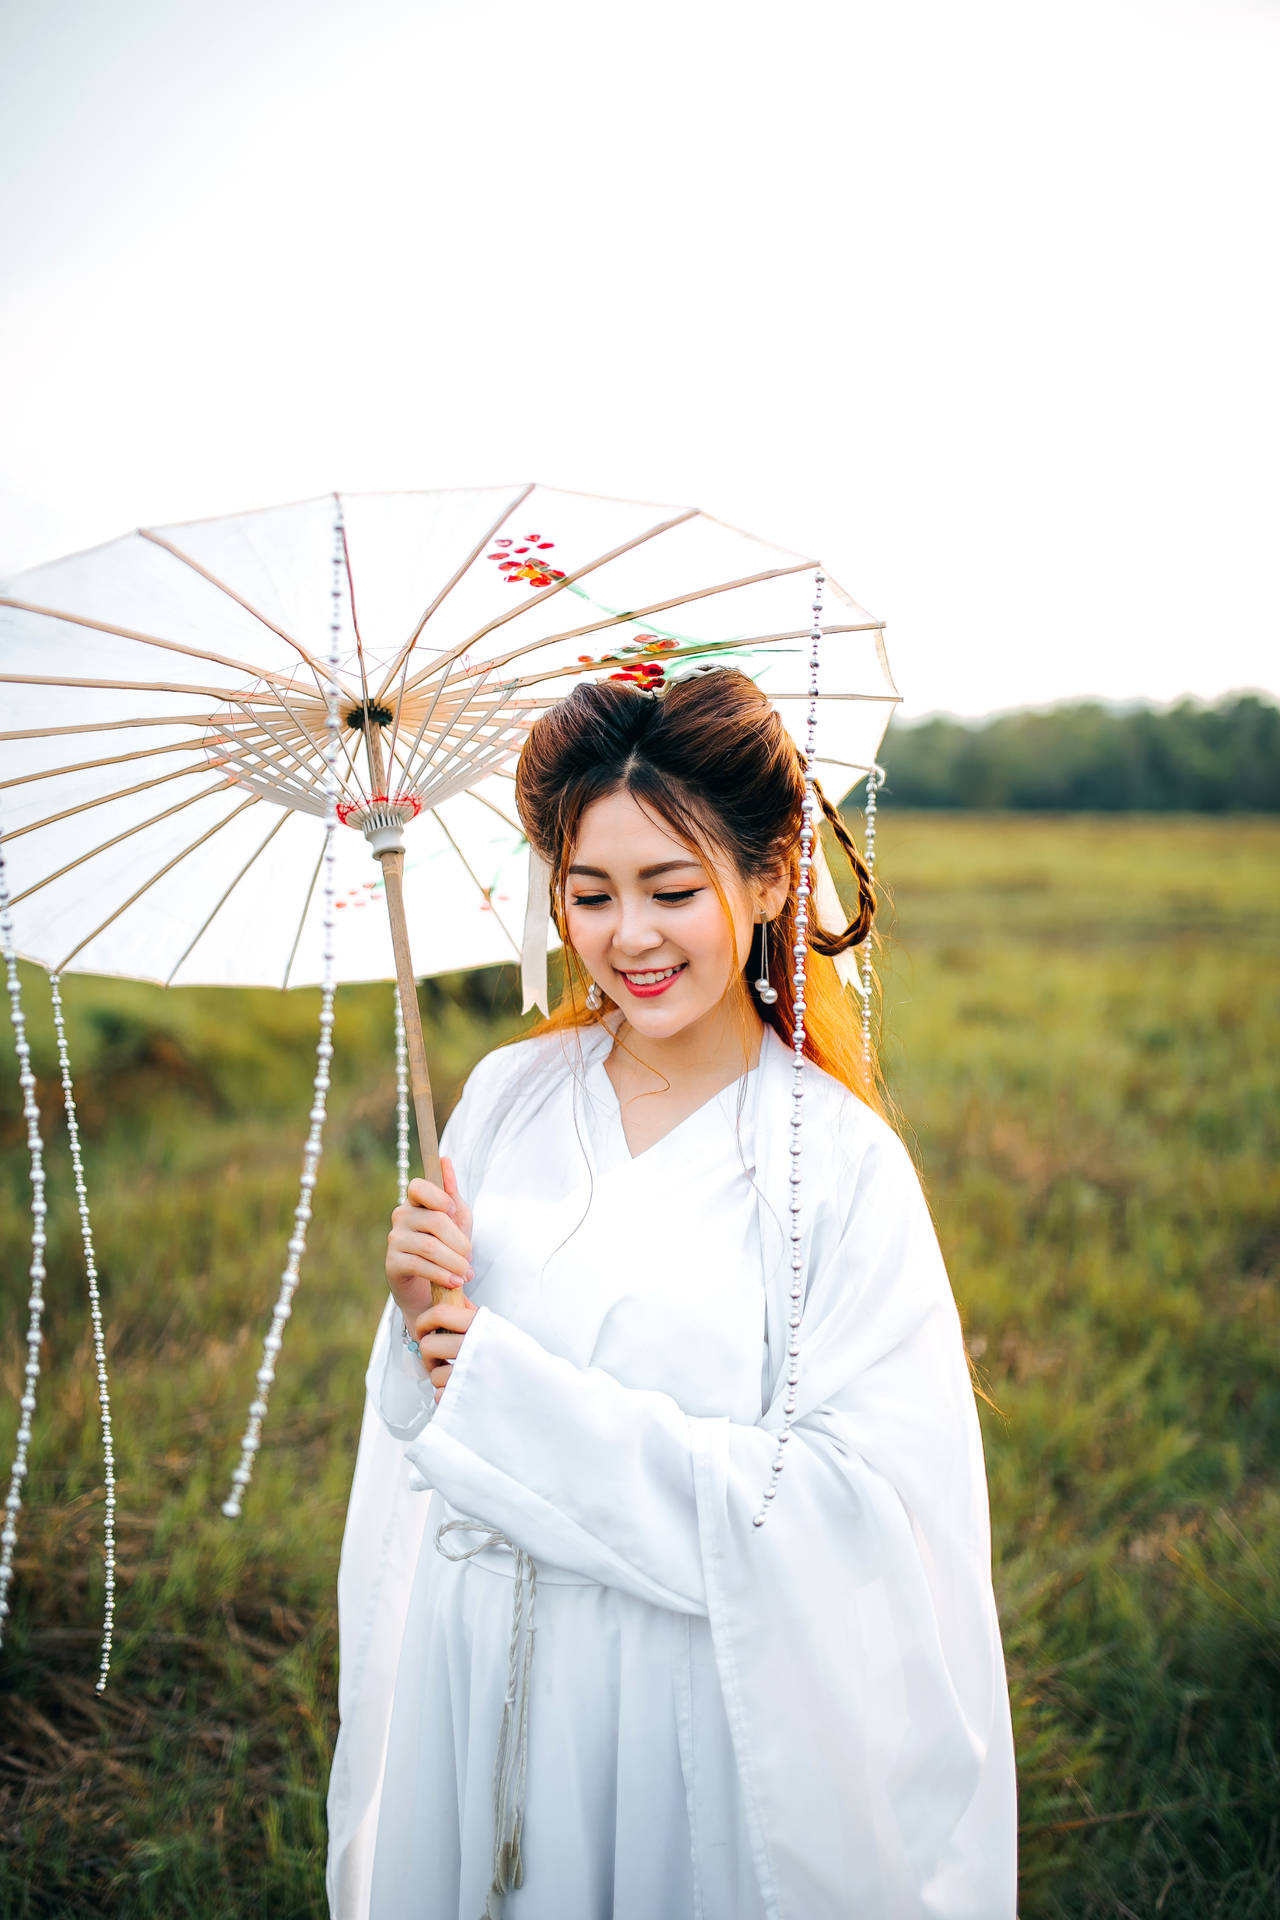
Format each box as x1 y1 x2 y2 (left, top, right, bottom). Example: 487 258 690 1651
564 788 781 1040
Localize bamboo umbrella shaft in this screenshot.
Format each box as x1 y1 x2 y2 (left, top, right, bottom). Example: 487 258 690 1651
376 850 443 1183
364 720 453 1313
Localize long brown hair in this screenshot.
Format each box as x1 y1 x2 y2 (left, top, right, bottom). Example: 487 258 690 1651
512 666 886 1118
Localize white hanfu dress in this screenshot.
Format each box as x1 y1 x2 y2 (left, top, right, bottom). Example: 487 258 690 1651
326 1020 1019 1920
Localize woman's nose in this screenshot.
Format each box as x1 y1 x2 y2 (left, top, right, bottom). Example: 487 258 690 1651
612 899 663 955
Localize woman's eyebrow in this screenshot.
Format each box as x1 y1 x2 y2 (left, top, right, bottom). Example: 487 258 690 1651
567 860 704 879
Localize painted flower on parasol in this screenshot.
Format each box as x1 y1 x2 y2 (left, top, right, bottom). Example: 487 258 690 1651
488 532 567 588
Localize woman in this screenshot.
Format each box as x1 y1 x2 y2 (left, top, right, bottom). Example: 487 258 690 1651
326 667 1018 1920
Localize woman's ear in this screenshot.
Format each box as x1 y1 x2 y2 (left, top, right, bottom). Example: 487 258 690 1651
759 864 791 922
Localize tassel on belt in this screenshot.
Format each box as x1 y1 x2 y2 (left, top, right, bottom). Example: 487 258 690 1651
434 1517 538 1920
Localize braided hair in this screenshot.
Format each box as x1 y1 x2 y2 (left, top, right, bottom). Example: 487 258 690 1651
811 778 876 954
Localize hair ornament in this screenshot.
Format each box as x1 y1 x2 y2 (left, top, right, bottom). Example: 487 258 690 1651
520 844 553 1016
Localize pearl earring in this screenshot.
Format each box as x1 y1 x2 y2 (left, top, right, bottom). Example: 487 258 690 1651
585 981 603 1011
752 917 777 1004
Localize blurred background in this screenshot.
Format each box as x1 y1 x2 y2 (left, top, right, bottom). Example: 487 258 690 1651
1 2 1277 1915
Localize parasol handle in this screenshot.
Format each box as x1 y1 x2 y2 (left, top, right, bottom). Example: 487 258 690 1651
360 717 454 1313
374 845 455 1314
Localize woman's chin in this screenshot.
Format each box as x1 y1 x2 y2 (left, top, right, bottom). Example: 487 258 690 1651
618 1003 690 1032
616 991 726 1041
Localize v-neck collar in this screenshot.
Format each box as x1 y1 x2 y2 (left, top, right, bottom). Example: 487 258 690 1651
581 1020 764 1169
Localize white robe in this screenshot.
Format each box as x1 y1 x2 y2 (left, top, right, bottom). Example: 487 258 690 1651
325 1020 1018 1920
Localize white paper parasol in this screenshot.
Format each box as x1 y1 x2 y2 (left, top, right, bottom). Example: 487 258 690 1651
1 484 896 990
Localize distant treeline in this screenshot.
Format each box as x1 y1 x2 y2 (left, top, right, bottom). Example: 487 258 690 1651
879 694 1280 811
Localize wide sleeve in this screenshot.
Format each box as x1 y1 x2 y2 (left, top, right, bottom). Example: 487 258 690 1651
395 1300 712 1611
696 1128 1019 1920
393 1121 1018 1917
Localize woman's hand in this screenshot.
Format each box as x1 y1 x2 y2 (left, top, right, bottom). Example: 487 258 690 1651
385 1156 477 1401
412 1287 480 1404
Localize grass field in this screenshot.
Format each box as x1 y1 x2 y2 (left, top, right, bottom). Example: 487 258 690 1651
1 813 1277 1918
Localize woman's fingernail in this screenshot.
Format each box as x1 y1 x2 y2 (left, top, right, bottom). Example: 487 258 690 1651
467 1265 475 1279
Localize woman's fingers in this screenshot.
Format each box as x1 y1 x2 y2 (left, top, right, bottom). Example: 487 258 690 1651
411 1296 475 1339
387 1175 473 1308
394 1226 473 1280
389 1261 465 1297
409 1289 477 1405
407 1175 457 1216
416 1329 463 1362
440 1157 474 1230
392 1206 471 1259
418 1336 462 1367
406 1168 473 1241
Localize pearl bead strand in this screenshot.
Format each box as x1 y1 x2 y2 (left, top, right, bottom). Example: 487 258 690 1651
860 762 884 1067
222 503 344 1519
753 569 824 1528
47 972 117 1691
0 821 48 1651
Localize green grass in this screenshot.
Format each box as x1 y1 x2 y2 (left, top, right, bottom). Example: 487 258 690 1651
1 814 1277 1917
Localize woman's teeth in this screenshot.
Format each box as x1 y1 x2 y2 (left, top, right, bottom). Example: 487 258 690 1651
620 965 683 984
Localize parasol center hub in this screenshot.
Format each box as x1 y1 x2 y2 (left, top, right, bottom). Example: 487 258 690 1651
345 702 395 731
337 792 423 858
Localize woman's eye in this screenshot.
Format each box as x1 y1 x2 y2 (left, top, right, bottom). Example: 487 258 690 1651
570 888 701 908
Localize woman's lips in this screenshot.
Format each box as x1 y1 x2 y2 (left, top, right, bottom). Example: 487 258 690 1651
615 962 687 998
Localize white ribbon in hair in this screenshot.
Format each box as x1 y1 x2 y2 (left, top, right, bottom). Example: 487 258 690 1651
520 845 553 1016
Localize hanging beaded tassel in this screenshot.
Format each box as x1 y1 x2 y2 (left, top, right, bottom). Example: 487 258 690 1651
753 569 824 1529
860 762 884 1067
223 506 344 1519
394 983 410 1208
47 972 117 1691
0 824 48 1650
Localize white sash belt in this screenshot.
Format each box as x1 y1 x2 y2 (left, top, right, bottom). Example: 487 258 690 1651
434 1518 538 1920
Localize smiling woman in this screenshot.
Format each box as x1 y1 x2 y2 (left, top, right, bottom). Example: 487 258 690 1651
326 667 1018 1920
561 791 790 1150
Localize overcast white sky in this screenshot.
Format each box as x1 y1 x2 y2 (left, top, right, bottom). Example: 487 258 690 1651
2 0 1276 718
